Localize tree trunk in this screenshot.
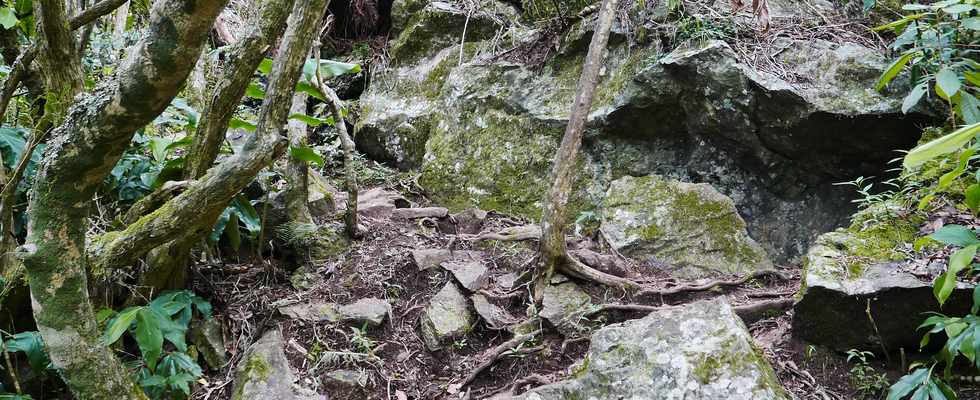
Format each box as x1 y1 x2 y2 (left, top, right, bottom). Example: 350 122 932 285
285 92 313 224
313 63 358 238
21 0 226 397
535 0 620 292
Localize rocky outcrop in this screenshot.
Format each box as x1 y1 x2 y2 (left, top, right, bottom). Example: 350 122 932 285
601 175 773 278
794 228 972 352
420 282 474 350
516 298 788 400
539 278 594 336
231 330 322 400
278 298 390 327
355 0 931 262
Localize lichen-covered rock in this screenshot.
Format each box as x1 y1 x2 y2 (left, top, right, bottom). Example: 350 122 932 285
793 229 972 352
600 175 773 278
337 298 390 328
516 299 789 400
231 330 322 400
411 248 484 270
472 293 520 330
279 298 389 327
322 369 372 399
540 279 594 336
441 260 489 291
420 282 474 351
357 5 932 262
189 318 227 370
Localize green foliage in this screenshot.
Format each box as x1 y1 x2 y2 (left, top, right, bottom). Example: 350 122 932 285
3 331 48 373
846 349 890 399
209 194 261 250
888 366 955 400
875 0 980 123
102 290 211 400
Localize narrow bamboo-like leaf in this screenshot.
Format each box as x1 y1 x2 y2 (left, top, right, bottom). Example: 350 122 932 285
967 184 980 215
930 224 980 246
903 81 929 113
228 117 257 132
877 51 918 91
904 122 980 168
103 306 141 345
935 245 978 306
134 308 164 371
289 145 325 167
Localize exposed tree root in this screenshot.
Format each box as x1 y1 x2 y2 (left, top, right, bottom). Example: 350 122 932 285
456 328 543 390
470 224 542 242
559 252 641 291
636 269 791 297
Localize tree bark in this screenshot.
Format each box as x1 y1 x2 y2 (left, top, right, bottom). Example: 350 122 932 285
315 71 359 238
535 0 619 292
90 0 329 274
285 92 313 224
34 0 85 118
20 0 226 398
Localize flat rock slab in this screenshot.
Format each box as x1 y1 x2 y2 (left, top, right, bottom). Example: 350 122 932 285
420 282 474 351
392 207 449 219
438 208 488 234
472 294 519 330
441 260 489 291
540 279 594 336
337 187 409 219
516 299 789 400
232 329 323 400
794 231 973 352
600 175 774 279
411 248 484 270
279 298 390 328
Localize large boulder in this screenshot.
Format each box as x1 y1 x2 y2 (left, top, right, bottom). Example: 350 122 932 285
516 299 788 400
356 1 932 262
601 175 773 278
231 330 322 400
794 227 972 352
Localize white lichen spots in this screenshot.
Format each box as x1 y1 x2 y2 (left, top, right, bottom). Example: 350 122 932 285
36 324 85 370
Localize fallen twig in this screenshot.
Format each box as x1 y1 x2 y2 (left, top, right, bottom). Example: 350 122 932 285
456 328 543 390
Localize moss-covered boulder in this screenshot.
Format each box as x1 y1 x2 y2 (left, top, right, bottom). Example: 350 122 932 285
601 175 772 278
419 282 474 351
793 227 973 352
231 330 322 400
358 1 932 263
516 298 789 400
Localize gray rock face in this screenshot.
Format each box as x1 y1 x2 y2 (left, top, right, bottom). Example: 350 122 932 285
189 318 227 370
232 330 322 400
411 248 484 270
356 2 932 262
279 298 389 328
472 293 519 330
420 282 474 351
540 279 594 336
517 299 789 400
442 260 490 291
338 298 390 328
793 231 973 352
601 175 773 278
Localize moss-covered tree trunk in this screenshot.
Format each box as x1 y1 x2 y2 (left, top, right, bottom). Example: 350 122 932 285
536 0 628 293
285 92 313 224
20 1 226 397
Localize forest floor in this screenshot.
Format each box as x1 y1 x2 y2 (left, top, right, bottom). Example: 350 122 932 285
184 175 980 400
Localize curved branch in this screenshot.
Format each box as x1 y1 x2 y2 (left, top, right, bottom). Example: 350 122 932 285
90 0 329 273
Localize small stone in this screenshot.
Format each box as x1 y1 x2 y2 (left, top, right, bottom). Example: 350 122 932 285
472 294 519 330
495 272 520 290
441 260 489 291
278 301 342 322
411 248 484 270
323 369 371 389
420 282 474 351
540 280 593 336
232 330 323 400
189 318 227 370
338 298 390 328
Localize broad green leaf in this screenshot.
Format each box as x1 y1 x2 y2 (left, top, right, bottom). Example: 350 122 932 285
936 68 962 100
289 113 328 127
963 17 980 30
934 245 978 306
103 306 141 345
958 92 980 124
289 145 325 167
943 3 975 13
930 224 980 246
226 211 241 251
967 184 980 215
877 51 918 91
974 284 980 314
301 59 362 82
231 195 261 238
904 122 980 168
863 0 875 11
0 8 18 30
936 148 975 189
246 82 265 100
134 308 164 371
5 331 48 372
209 207 232 243
0 127 27 169
874 13 926 33
295 81 325 101
888 368 930 400
903 81 929 113
228 117 257 132
257 58 273 75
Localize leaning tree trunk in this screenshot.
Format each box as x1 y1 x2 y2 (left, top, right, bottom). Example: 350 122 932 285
535 0 631 294
20 0 226 397
313 58 358 238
